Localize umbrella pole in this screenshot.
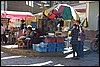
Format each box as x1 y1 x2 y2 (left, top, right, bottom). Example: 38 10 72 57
70 22 71 28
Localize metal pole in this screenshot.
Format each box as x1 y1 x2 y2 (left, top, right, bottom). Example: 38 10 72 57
5 1 7 11
50 1 53 7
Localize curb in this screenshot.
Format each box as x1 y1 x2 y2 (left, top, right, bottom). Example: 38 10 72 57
1 45 91 57
1 45 64 57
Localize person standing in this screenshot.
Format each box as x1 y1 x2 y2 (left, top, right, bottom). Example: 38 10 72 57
20 19 25 29
78 26 85 58
70 24 79 59
1 23 6 44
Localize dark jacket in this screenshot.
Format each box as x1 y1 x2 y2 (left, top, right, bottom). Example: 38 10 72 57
70 28 79 45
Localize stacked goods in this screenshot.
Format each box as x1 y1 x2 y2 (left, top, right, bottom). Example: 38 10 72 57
32 44 36 50
56 38 65 42
46 42 56 52
40 42 48 48
32 36 66 52
32 43 48 52
55 37 65 52
45 37 56 42
56 42 65 52
45 36 56 52
36 46 47 52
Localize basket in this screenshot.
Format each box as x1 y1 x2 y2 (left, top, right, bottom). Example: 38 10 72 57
56 38 65 42
45 38 56 42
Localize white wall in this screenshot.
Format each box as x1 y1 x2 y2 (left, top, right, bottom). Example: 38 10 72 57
79 1 95 3
86 1 99 30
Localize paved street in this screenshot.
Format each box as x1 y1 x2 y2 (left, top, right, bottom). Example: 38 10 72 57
1 40 99 66
1 51 99 66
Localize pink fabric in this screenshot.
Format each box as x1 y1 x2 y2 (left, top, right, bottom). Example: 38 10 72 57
1 12 6 18
6 14 34 20
1 12 34 20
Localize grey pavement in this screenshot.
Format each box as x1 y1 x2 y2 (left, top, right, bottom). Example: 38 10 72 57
1 40 99 66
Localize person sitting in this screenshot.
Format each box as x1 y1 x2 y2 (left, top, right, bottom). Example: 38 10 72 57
25 27 34 38
34 28 42 38
24 27 34 47
32 28 43 44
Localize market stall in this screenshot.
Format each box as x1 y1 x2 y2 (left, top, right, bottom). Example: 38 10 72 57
1 4 80 54
1 10 35 27
32 3 80 53
1 11 35 44
15 4 79 51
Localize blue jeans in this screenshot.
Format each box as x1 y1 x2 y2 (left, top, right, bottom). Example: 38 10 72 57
78 41 84 58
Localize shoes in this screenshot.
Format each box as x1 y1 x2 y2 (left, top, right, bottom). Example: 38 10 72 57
72 57 80 60
1 42 5 45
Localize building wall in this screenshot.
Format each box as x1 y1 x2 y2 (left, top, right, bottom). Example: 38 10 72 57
7 1 32 12
79 1 94 3
86 1 99 30
6 1 42 13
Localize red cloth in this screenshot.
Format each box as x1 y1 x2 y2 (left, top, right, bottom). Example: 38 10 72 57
73 20 77 24
48 13 56 19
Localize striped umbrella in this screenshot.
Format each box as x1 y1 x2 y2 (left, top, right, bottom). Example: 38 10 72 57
44 4 80 22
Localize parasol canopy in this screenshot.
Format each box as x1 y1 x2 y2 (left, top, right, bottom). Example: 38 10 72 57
44 4 80 22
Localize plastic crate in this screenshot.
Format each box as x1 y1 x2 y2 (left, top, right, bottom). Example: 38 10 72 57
45 38 56 42
56 47 64 52
47 47 56 52
32 44 36 50
56 38 65 42
46 42 56 48
36 46 47 52
40 42 48 48
56 42 65 48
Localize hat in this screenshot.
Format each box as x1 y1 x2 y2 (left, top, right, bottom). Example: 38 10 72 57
27 25 32 28
27 27 32 31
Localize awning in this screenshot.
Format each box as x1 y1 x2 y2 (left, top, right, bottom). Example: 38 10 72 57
1 11 34 20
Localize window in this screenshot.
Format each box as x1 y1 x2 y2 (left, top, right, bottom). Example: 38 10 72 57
32 1 34 7
26 1 34 7
29 1 31 6
26 1 28 5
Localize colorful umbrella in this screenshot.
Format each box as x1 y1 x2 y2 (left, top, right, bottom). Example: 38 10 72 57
44 4 80 21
